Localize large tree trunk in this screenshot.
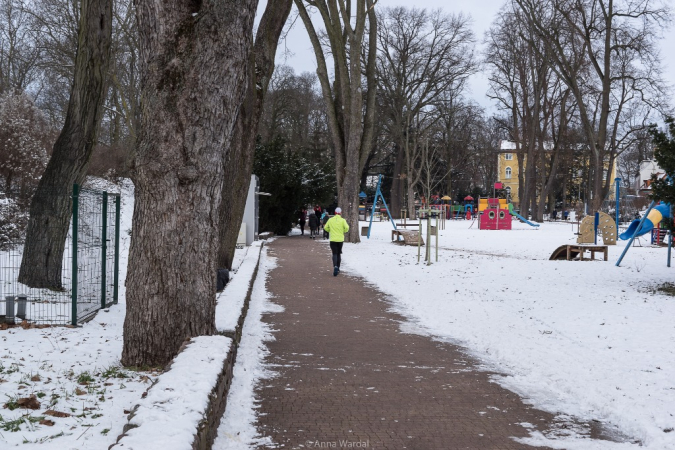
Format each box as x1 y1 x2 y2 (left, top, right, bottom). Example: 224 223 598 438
122 0 257 367
294 0 378 244
590 150 606 211
18 0 112 289
407 182 416 219
216 0 292 270
517 151 524 208
338 166 361 243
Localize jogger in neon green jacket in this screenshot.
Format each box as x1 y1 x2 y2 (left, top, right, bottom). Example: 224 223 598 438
323 207 350 276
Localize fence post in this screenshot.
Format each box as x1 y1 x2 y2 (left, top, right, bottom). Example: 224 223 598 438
101 191 108 309
71 184 79 326
615 177 621 236
113 194 121 304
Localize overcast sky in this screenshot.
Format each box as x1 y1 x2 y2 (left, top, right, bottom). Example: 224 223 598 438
262 0 675 115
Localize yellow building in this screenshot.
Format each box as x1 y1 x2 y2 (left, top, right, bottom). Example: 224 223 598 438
496 140 617 207
496 141 522 204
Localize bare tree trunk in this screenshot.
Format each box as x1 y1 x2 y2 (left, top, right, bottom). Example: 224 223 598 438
294 0 378 243
521 127 537 219
536 90 568 221
360 150 375 191
216 0 292 270
122 0 257 368
18 0 113 289
339 167 361 242
389 142 404 219
518 92 534 218
407 183 416 219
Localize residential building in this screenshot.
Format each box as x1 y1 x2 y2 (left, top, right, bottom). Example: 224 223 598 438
637 159 666 196
496 140 617 207
496 141 521 203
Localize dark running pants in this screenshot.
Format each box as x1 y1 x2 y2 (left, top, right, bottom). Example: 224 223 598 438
330 241 343 268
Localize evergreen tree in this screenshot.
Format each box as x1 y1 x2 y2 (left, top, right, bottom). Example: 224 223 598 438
255 137 335 235
650 118 675 205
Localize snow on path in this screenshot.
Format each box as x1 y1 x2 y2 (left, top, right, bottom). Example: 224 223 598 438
213 248 282 450
343 220 675 449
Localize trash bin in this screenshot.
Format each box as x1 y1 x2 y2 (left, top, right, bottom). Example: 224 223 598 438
216 269 230 292
16 294 27 320
5 296 15 324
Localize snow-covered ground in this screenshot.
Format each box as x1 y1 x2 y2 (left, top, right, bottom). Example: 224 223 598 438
0 179 263 449
0 179 139 449
216 241 264 334
119 335 233 450
0 178 266 448
341 219 675 449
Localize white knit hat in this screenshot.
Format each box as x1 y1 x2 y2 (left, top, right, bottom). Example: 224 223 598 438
335 207 342 214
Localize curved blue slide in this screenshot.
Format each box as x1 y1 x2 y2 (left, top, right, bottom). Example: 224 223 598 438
506 204 540 227
512 212 540 227
619 203 671 240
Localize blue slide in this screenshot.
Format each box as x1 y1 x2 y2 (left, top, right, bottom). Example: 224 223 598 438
507 204 540 227
512 212 540 227
619 203 671 240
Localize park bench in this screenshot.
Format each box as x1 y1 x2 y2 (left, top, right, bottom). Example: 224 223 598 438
392 229 423 246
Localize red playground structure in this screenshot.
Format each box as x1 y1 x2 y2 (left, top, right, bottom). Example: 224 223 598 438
478 183 512 230
479 198 512 230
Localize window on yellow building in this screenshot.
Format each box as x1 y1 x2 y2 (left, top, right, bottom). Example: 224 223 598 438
505 167 512 179
505 153 513 160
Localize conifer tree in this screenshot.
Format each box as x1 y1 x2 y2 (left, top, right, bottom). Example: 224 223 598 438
650 118 675 205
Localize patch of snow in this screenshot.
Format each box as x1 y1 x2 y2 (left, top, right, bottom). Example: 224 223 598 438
120 335 233 450
215 241 263 334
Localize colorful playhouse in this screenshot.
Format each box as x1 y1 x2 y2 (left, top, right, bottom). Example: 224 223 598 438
477 182 540 230
478 197 512 230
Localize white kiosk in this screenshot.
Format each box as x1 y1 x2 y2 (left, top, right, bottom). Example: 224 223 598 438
237 175 261 247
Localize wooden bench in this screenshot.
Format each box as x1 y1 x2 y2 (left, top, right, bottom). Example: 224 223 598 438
549 244 608 261
392 229 424 246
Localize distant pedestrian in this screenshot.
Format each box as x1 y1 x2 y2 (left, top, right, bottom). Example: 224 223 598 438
323 207 350 276
321 211 330 239
298 208 307 235
309 212 319 238
314 205 323 232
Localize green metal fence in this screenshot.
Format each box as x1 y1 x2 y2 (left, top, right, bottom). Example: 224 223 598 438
0 184 121 326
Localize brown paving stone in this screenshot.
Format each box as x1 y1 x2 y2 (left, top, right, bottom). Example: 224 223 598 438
254 235 615 450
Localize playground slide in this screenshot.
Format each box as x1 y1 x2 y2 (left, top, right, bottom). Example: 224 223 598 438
507 203 540 227
511 211 540 227
619 203 671 240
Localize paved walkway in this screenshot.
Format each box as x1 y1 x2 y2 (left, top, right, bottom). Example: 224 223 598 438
254 235 610 449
